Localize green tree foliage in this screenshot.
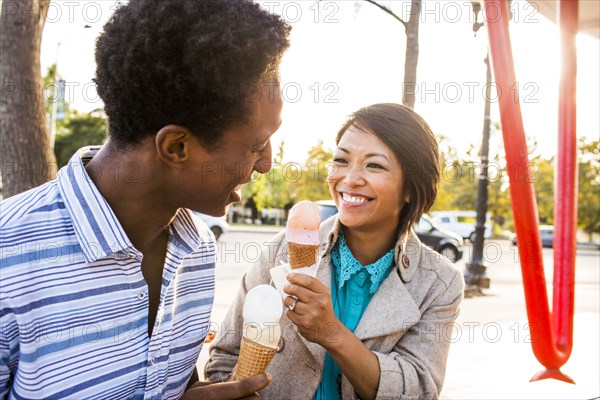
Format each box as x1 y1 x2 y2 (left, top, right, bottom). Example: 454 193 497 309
241 140 333 212
577 138 600 240
242 141 294 211
43 64 57 116
530 155 555 224
42 64 109 168
54 111 108 167
240 134 598 239
434 132 599 240
295 140 333 202
487 149 512 231
43 64 71 128
432 141 479 211
433 130 534 234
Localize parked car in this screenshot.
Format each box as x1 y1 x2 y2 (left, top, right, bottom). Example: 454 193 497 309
511 225 554 248
316 200 339 221
413 214 464 262
429 210 492 242
315 201 463 263
192 212 229 240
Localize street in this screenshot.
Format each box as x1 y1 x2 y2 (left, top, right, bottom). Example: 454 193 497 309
197 228 600 399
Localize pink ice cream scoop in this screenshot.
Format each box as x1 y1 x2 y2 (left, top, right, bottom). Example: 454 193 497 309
285 201 321 269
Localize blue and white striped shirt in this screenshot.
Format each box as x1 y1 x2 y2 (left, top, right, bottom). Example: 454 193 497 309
0 147 216 399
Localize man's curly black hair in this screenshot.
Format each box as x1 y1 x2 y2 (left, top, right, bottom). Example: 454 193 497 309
94 0 291 148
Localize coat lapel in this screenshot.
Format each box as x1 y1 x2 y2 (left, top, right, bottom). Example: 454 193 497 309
354 267 421 341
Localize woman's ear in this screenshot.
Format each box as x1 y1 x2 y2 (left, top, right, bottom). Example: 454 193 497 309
404 194 411 204
155 125 193 167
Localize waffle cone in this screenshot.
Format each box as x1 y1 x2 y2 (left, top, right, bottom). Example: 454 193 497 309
288 242 318 269
236 336 278 380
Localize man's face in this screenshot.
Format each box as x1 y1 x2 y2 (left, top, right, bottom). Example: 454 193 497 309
180 84 283 216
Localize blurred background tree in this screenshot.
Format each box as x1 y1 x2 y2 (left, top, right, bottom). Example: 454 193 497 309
223 131 600 239
53 111 108 167
295 140 334 201
530 155 555 225
241 140 333 216
243 141 293 212
41 65 108 168
0 0 55 197
577 138 600 241
357 0 422 109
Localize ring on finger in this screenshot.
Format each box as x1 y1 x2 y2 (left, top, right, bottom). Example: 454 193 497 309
288 299 300 311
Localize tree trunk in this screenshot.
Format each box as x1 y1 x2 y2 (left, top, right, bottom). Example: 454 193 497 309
0 0 56 199
402 0 421 110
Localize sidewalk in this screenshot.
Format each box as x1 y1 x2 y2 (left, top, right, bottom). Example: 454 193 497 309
442 312 599 399
441 283 600 399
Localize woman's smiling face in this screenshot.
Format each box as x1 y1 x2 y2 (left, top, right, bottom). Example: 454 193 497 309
328 125 406 233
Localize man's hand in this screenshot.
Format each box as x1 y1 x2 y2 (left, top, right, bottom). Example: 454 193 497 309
180 372 271 400
283 272 342 348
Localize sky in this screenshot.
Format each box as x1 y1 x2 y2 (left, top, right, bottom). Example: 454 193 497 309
40 0 600 163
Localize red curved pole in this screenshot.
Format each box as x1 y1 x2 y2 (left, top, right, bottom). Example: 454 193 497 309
553 0 578 367
483 0 577 383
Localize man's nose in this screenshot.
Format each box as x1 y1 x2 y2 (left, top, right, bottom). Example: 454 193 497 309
253 142 272 174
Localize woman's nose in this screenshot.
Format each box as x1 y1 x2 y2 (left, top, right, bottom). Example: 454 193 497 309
343 165 365 186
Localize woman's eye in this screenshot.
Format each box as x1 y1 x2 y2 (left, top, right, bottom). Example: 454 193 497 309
333 158 348 164
367 163 384 169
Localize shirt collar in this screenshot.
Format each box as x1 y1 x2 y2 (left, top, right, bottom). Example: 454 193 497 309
57 146 202 262
169 208 203 254
332 230 395 294
319 215 422 283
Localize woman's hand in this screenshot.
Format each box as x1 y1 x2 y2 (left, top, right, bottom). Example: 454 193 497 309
284 272 380 400
283 272 343 348
180 372 270 400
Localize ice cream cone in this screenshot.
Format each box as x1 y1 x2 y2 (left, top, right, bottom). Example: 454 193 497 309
285 201 321 270
288 242 319 269
236 336 278 380
238 285 283 380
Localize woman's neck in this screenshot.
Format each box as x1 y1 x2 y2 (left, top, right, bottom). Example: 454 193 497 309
342 225 399 266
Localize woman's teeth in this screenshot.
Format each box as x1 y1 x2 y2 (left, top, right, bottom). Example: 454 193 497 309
342 193 369 203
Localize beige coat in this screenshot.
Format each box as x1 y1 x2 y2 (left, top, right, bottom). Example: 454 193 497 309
205 217 464 399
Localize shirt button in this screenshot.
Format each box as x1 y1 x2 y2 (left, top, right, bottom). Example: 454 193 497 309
138 292 147 300
358 271 366 279
352 297 361 305
149 356 155 366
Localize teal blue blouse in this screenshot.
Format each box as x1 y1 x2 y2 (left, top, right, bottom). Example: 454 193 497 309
313 232 395 400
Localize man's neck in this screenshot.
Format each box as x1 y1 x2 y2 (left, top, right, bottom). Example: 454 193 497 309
84 142 177 253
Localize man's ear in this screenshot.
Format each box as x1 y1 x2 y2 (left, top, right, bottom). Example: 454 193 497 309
155 125 194 167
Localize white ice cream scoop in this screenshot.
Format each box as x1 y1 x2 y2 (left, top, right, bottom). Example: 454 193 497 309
242 285 283 348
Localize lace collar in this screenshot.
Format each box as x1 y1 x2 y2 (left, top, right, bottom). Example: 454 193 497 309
331 231 395 294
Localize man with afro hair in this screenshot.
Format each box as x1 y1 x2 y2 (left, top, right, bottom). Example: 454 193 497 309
0 0 290 399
